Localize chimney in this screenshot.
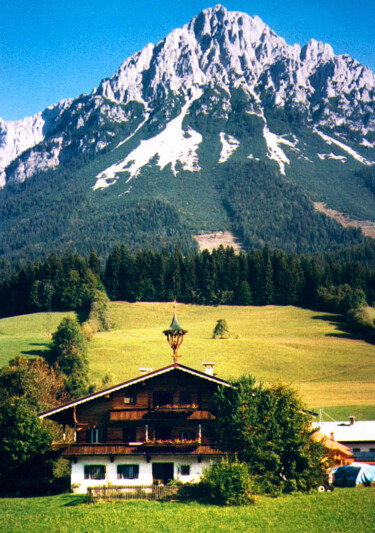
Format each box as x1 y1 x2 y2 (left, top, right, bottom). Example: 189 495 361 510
330 432 335 441
349 416 355 426
203 362 215 376
139 368 153 376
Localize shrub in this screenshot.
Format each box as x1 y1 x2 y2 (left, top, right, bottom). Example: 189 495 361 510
212 319 230 339
317 284 366 314
88 289 112 332
199 458 255 505
346 307 375 342
81 321 94 341
0 398 55 495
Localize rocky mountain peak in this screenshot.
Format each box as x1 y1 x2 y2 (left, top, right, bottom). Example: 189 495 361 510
300 39 334 65
1 5 374 189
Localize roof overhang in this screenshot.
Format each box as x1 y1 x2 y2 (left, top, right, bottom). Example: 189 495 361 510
39 363 231 424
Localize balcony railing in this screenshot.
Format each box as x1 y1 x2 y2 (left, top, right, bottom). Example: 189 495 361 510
55 442 225 456
152 404 198 411
142 438 201 447
109 409 213 421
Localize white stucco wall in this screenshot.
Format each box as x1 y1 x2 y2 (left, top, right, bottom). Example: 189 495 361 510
71 455 214 494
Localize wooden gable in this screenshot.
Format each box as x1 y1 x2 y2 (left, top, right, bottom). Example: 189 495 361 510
39 364 230 426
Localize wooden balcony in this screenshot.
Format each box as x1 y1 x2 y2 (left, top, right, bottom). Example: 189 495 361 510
109 409 214 422
151 404 198 411
55 442 224 457
140 439 200 451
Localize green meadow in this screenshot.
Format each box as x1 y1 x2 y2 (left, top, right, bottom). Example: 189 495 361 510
0 303 374 417
0 311 75 368
0 489 374 533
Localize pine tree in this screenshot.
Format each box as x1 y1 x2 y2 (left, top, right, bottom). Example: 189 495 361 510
235 280 252 305
49 317 90 398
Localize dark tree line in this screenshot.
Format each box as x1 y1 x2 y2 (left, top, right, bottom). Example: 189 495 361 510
2 242 375 319
102 244 375 309
0 251 104 318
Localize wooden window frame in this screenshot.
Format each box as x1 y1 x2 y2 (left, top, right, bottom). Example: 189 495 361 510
117 464 140 480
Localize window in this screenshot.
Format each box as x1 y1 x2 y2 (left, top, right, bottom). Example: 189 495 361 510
179 391 191 404
181 430 196 441
180 465 190 476
84 465 106 480
124 394 137 405
154 391 174 407
352 447 360 452
117 464 139 479
88 428 104 443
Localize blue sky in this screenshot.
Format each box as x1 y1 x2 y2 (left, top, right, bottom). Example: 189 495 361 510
1 0 374 121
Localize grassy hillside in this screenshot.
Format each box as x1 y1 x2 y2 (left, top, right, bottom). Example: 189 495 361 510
1 303 374 417
0 489 374 533
0 311 75 367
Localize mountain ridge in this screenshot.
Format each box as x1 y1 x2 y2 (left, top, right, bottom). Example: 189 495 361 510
2 4 374 186
0 4 374 265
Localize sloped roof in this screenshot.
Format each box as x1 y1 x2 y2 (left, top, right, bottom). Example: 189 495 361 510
312 431 353 457
312 421 375 443
39 363 231 420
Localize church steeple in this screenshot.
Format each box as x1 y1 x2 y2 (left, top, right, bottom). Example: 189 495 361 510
163 301 187 364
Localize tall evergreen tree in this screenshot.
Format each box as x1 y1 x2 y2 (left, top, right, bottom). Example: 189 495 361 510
49 317 90 398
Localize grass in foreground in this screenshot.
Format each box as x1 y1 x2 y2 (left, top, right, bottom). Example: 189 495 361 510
0 489 374 533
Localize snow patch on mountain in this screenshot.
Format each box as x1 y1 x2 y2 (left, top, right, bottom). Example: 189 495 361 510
94 92 203 190
318 152 347 163
262 121 299 175
315 129 373 165
361 138 375 148
219 132 240 163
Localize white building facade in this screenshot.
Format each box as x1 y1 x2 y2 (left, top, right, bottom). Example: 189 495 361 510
71 454 212 494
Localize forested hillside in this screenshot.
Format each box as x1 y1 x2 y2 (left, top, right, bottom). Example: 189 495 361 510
2 242 375 319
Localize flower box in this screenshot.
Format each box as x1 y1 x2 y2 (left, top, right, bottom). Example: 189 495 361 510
142 439 200 446
153 404 198 411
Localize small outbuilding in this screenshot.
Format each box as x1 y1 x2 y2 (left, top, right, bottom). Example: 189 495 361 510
312 431 353 467
312 418 375 464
